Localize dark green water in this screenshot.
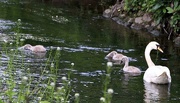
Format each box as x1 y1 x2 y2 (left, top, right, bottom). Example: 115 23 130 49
0 0 180 103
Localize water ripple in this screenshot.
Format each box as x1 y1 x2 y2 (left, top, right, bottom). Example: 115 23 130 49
78 70 103 77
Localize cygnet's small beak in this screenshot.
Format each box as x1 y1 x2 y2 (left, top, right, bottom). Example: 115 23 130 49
18 46 24 50
157 47 163 53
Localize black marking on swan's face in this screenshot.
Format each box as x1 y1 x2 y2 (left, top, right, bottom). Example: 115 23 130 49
156 44 160 49
155 43 164 53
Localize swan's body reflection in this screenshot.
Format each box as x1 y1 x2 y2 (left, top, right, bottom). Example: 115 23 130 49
144 82 171 103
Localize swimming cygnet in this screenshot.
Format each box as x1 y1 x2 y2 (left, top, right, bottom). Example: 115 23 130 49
21 44 46 53
105 51 125 65
121 56 141 74
19 44 46 58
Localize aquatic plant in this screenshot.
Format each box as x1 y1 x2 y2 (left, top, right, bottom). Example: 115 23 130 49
100 62 114 103
74 93 80 103
0 19 78 103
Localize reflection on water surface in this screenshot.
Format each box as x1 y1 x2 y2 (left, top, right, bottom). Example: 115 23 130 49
144 82 170 103
0 0 180 102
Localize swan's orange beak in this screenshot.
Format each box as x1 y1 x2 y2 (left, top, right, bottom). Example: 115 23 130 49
157 47 163 53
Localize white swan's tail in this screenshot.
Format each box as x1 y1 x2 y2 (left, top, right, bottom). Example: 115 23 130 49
153 72 170 84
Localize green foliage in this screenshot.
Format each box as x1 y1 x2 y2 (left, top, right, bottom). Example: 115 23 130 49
124 0 180 36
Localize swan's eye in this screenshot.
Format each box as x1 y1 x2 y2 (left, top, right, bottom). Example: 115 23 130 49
156 44 160 48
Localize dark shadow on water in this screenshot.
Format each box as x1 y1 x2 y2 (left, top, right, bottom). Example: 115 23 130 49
121 72 142 88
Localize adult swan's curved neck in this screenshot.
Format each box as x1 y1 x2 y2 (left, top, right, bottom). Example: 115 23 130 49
145 43 155 67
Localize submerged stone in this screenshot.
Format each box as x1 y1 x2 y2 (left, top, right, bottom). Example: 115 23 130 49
150 30 161 37
131 23 143 30
103 9 111 18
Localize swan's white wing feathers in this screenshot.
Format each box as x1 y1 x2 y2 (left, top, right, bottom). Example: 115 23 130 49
143 66 171 84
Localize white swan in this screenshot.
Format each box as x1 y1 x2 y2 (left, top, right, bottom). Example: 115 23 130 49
121 56 141 74
105 51 125 65
143 41 171 84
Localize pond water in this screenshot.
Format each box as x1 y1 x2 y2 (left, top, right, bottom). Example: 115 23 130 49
0 0 180 103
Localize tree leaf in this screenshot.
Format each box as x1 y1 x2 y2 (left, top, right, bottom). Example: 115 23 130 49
176 5 180 10
163 9 166 13
152 4 161 11
166 7 174 13
142 4 146 7
174 1 179 8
